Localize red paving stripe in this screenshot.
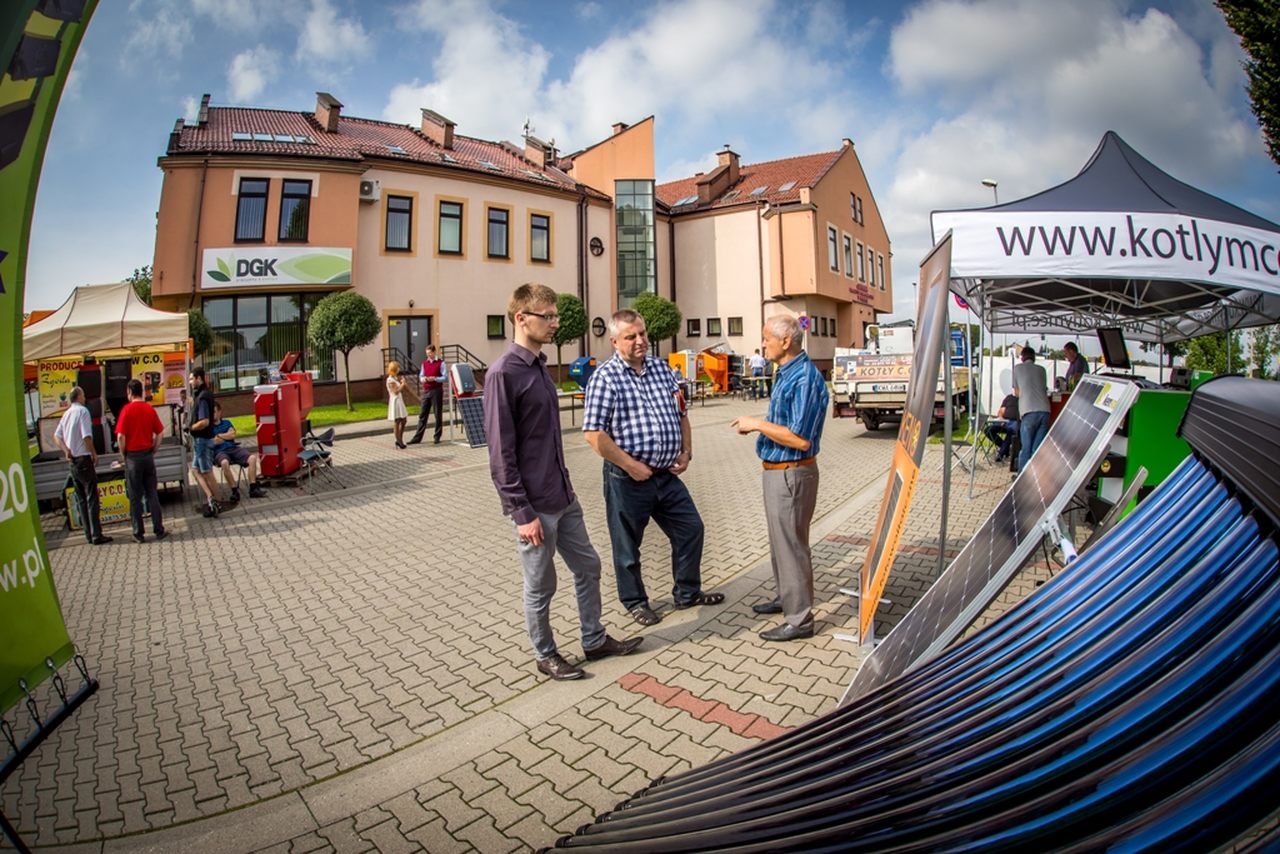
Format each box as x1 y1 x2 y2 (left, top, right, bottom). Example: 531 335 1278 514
620 672 792 740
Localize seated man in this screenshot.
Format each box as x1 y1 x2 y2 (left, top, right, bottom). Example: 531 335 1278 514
984 393 1020 462
210 403 265 501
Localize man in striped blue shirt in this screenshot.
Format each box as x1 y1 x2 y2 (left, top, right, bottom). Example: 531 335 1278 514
732 314 828 641
584 309 724 627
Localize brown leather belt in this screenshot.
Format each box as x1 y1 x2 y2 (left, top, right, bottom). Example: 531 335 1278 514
762 456 816 471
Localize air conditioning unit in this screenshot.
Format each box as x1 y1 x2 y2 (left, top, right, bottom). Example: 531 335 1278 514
358 179 381 203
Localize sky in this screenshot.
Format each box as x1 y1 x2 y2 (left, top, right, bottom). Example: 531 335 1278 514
23 0 1280 334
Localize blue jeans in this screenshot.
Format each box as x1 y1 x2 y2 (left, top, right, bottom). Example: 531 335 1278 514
1018 410 1050 472
603 462 705 610
192 436 215 473
513 499 606 659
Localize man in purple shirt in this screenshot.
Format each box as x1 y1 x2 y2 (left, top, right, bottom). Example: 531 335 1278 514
483 283 642 681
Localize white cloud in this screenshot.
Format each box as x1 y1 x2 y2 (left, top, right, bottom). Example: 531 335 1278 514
296 0 372 67
122 0 194 64
383 0 550 142
578 1 602 20
227 46 279 103
182 94 199 122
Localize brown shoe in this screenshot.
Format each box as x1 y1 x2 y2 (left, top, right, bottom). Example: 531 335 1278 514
584 634 643 661
536 653 585 681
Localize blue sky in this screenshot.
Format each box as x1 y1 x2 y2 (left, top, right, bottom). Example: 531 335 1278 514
24 0 1280 327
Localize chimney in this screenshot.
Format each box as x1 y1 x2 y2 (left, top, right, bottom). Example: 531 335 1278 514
315 92 342 133
197 93 210 126
717 145 740 185
168 118 185 154
421 108 456 150
611 121 629 136
842 137 854 149
524 134 550 168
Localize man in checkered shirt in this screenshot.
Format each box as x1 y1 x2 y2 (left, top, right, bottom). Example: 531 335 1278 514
583 309 725 627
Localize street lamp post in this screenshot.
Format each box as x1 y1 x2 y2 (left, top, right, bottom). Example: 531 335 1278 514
981 178 999 205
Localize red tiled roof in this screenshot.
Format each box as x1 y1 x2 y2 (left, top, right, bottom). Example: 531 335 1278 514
169 105 610 200
655 150 843 213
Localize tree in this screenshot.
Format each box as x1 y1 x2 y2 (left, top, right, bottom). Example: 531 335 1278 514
1139 338 1188 368
128 265 152 304
632 292 681 356
187 309 212 357
1248 323 1280 378
1218 0 1280 170
552 292 587 373
307 291 380 411
1185 330 1247 376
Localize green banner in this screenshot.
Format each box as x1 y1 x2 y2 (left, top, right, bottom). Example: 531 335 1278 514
0 0 97 717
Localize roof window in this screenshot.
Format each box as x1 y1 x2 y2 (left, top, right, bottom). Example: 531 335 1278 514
479 160 501 171
385 144 408 155
721 190 740 202
440 152 457 163
674 195 698 206
252 133 273 142
778 180 796 192
231 132 251 141
749 185 768 196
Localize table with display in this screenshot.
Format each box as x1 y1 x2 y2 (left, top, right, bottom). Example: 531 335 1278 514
32 439 190 527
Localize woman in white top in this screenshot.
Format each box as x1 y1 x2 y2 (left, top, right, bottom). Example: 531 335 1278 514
386 361 408 449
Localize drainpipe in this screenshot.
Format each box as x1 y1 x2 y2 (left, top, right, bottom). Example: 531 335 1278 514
756 200 766 319
668 214 677 354
189 158 209 310
777 209 787 299
577 188 588 358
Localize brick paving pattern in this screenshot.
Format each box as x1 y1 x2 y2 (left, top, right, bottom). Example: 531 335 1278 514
5 399 1074 851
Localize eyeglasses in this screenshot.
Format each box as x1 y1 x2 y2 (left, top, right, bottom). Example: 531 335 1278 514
523 311 560 322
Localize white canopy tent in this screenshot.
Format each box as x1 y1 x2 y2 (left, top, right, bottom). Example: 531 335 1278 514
932 131 1280 346
23 281 189 361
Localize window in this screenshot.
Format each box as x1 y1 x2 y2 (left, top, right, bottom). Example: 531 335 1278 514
278 180 311 241
852 193 864 224
487 315 506 339
487 206 510 259
707 317 722 337
828 226 839 272
385 195 412 251
830 317 837 338
687 318 701 336
878 254 886 290
856 195 864 224
234 178 268 242
842 234 853 278
201 293 335 392
615 180 656 304
438 200 463 255
728 316 743 336
857 241 865 281
867 247 876 286
530 212 551 262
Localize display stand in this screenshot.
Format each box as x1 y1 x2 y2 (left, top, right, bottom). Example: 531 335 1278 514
1 656 98 853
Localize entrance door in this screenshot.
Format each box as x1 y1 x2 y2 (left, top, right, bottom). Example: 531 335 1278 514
388 316 432 370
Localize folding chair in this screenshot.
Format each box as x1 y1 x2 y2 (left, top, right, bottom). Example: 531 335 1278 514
298 427 344 493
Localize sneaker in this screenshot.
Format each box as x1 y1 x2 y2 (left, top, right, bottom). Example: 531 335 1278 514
536 653 585 681
230 487 241 502
202 500 221 518
248 484 266 498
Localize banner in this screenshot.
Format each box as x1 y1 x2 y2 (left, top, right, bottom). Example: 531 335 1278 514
36 356 79 416
1 0 97 717
858 233 952 639
201 246 352 287
65 478 130 530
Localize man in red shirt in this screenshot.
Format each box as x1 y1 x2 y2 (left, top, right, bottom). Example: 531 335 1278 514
115 378 169 543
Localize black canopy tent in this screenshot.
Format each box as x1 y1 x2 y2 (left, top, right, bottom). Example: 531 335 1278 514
931 131 1280 346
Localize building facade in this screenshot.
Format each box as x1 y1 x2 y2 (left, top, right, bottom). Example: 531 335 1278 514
151 94 890 408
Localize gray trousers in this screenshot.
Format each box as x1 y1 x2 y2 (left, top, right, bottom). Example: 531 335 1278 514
512 498 606 659
763 464 819 627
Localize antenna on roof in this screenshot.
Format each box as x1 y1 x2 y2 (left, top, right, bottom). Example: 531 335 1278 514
523 117 532 138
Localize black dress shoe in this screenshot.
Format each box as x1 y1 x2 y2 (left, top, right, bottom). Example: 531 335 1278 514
759 621 814 642
91 535 113 545
584 634 643 661
132 534 145 544
752 599 783 615
154 530 169 541
536 653 585 681
406 438 421 445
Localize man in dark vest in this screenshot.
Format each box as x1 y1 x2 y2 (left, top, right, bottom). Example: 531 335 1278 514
408 344 447 445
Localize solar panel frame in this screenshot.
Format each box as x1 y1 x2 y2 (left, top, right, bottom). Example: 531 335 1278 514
844 375 1140 703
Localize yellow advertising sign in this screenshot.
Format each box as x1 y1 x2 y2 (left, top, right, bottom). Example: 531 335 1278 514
64 478 131 530
859 234 953 639
37 357 80 416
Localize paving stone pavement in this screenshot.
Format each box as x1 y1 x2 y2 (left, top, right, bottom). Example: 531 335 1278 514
5 398 1052 852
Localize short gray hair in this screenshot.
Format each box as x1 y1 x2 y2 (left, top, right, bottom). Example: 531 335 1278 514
608 309 644 338
68 385 84 404
764 313 801 342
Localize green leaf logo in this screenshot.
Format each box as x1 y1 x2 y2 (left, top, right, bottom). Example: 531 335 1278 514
207 269 230 282
217 257 231 277
278 253 351 284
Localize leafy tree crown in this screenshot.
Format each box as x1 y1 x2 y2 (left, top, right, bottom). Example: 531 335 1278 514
553 292 587 349
632 292 682 343
307 291 380 354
